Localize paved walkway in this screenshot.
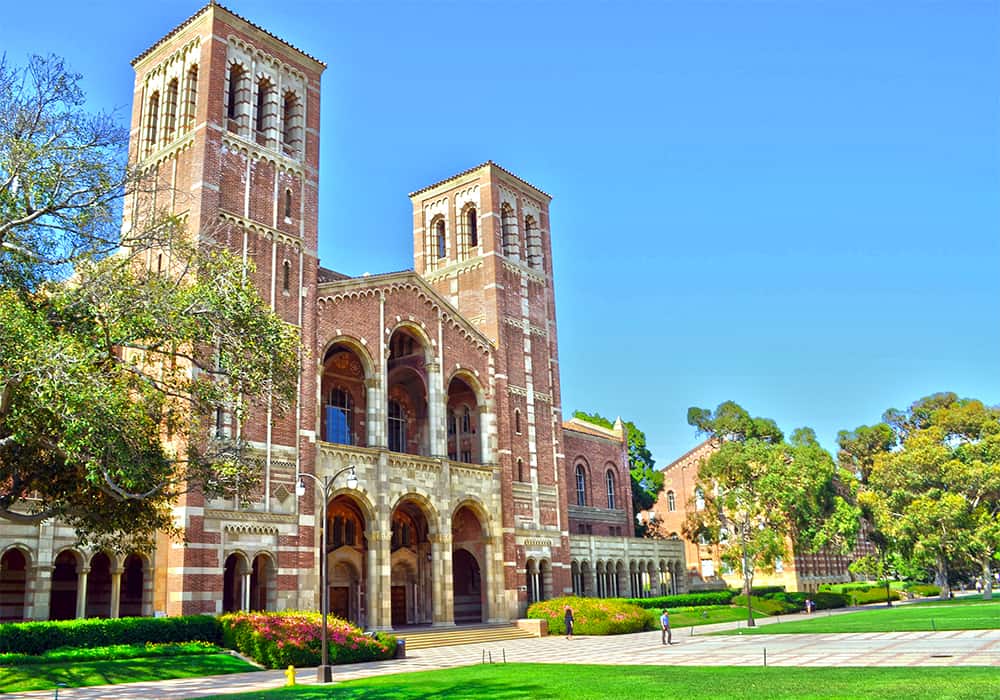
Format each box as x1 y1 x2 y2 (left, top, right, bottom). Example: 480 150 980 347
8 609 999 699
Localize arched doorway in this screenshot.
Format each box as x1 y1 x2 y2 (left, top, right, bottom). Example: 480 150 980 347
386 328 429 456
50 551 79 620
249 553 275 612
451 504 487 624
0 548 28 621
452 549 482 623
222 553 248 613
86 552 112 618
326 494 367 626
119 554 146 618
320 342 369 446
390 497 433 626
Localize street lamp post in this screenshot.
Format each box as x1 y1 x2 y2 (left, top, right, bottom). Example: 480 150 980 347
297 465 359 683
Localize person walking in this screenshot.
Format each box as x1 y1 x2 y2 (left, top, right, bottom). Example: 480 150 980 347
564 605 575 639
660 608 672 645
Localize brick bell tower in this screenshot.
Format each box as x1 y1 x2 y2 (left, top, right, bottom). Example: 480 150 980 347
126 3 325 615
409 162 570 615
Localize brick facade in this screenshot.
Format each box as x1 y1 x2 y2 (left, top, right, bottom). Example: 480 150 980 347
0 3 685 625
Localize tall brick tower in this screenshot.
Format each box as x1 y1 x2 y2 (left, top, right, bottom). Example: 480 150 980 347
126 3 325 615
410 163 570 612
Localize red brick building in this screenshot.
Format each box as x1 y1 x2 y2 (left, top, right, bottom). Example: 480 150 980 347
0 3 685 625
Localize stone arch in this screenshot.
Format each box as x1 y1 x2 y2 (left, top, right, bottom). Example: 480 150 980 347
50 549 83 620
389 491 441 536
451 497 492 538
119 552 151 618
451 547 483 623
320 335 376 379
390 494 438 626
386 320 435 362
85 551 114 618
0 545 31 621
321 338 374 447
326 492 369 626
222 550 251 613
387 324 433 456
249 551 276 612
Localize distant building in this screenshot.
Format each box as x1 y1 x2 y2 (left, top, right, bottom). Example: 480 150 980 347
643 440 873 592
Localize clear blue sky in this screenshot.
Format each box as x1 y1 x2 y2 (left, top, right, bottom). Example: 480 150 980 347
4 1 998 465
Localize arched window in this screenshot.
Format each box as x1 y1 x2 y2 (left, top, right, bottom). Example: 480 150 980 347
184 64 198 131
254 77 274 144
284 189 293 219
575 465 586 506
461 406 471 434
501 203 518 258
435 219 447 260
145 91 159 153
282 260 291 293
667 490 676 512
282 90 302 156
606 470 616 509
388 399 406 452
163 78 178 143
514 409 521 434
326 387 353 445
525 215 543 269
466 206 478 251
226 63 247 131
447 409 456 436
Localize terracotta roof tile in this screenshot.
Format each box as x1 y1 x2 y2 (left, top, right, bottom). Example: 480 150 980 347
408 160 551 199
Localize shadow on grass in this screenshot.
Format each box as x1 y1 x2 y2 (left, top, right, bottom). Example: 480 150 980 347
0 653 257 693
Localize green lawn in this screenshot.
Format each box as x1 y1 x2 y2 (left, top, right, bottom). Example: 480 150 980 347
0 652 258 693
718 596 1000 635
662 605 766 628
201 663 1000 700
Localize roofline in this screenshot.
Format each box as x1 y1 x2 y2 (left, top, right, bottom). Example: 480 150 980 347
660 438 716 472
317 269 495 349
131 2 327 69
563 416 621 440
408 160 551 200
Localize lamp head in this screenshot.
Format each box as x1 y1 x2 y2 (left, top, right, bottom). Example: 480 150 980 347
295 477 306 497
346 466 358 490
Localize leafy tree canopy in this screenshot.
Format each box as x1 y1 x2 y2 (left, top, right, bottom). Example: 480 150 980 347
0 55 299 551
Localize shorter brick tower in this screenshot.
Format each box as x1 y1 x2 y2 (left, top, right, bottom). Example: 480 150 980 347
410 162 571 612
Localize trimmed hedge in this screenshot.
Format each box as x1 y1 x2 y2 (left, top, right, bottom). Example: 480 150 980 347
220 611 396 669
527 596 652 635
0 615 221 655
624 591 735 609
729 586 787 596
847 588 901 606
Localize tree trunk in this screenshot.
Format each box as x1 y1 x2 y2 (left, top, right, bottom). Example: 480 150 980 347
983 558 994 601
935 555 950 601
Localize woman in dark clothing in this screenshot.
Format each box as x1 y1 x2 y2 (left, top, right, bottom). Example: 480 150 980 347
564 605 575 639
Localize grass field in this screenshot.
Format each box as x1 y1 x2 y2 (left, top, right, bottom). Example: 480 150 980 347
662 605 766 628
200 663 1000 700
717 596 1000 635
0 650 258 693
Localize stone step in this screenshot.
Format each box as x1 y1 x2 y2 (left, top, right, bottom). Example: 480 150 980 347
398 623 536 650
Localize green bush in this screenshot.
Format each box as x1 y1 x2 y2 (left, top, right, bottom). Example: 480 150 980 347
623 591 735 609
729 585 786 596
783 592 849 610
847 588 901 605
527 596 652 635
0 641 221 667
219 611 396 669
732 594 798 615
0 615 221 655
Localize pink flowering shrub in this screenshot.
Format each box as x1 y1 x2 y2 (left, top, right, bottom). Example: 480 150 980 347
527 596 652 636
219 611 396 668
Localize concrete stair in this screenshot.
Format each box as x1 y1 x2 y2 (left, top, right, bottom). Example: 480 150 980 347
397 623 536 650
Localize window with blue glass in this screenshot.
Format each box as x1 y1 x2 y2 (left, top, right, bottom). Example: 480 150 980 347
325 387 353 445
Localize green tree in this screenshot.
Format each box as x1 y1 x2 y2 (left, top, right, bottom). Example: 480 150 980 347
684 401 855 626
572 410 663 534
863 393 1000 600
0 55 299 551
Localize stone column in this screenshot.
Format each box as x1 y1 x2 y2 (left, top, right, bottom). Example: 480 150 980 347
242 572 251 611
426 362 445 457
478 404 493 464
365 378 382 448
375 530 393 630
76 568 89 619
587 566 598 599
364 535 378 629
431 534 455 626
110 569 122 618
